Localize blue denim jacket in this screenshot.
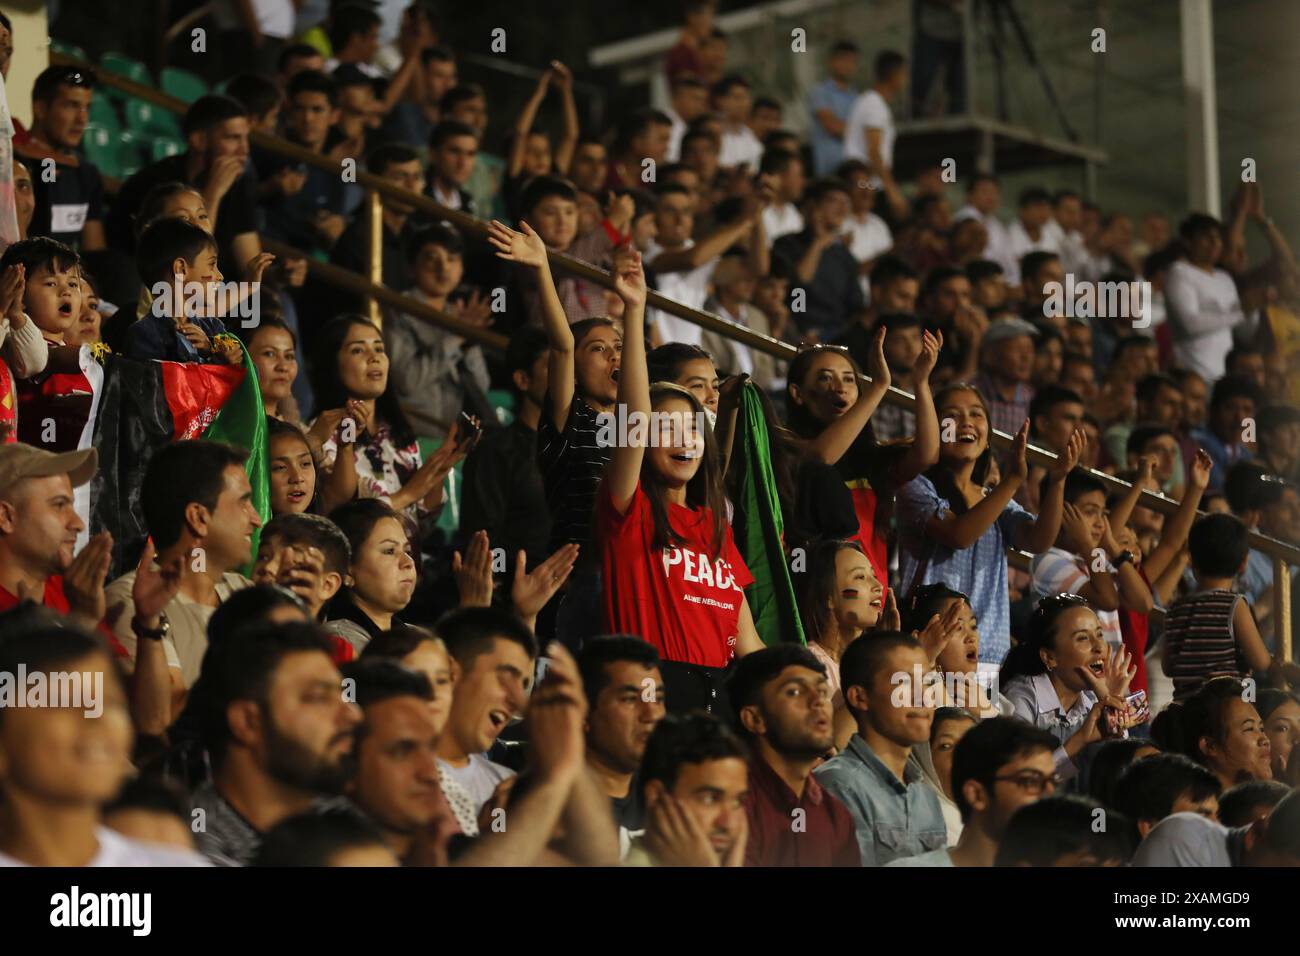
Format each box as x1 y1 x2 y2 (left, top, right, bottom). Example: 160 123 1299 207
126 312 229 363
813 734 947 867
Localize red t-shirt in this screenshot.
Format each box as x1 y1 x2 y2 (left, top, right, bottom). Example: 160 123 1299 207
0 575 130 658
1119 569 1152 696
598 481 753 668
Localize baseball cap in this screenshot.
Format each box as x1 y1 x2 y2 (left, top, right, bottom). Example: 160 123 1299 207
981 317 1039 349
0 443 97 495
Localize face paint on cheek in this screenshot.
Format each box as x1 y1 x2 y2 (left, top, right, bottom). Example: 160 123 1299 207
841 589 860 599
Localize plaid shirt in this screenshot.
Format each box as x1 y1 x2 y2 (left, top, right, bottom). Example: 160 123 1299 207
972 373 1034 437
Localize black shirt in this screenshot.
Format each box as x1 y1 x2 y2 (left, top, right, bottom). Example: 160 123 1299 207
106 153 260 279
460 418 551 572
537 397 612 558
21 151 104 249
772 230 865 339
329 213 414 314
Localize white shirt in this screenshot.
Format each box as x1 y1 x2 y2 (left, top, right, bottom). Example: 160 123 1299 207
843 89 895 170
0 826 208 866
762 202 804 243
214 0 294 36
718 124 763 172
645 238 715 346
438 754 515 814
1165 260 1250 383
430 183 464 211
846 210 893 264
1044 220 1088 277
954 203 1013 275
665 108 687 163
1004 219 1062 285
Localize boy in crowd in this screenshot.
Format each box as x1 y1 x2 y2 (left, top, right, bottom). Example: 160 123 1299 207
712 74 763 172
664 75 710 164
729 645 859 867
851 312 924 442
1134 787 1300 867
128 218 244 364
814 632 947 866
772 178 861 340
1191 375 1260 492
1023 385 1086 511
837 158 894 276
1004 189 1061 286
579 635 667 856
253 513 350 624
1162 514 1283 701
759 149 805 243
1112 753 1223 838
888 717 1060 866
257 69 352 255
628 712 749 867
426 119 479 213
647 181 768 346
387 223 492 439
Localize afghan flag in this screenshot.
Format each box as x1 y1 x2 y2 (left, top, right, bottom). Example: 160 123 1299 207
18 342 269 578
731 380 805 647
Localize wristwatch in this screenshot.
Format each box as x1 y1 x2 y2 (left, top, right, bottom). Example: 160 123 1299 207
131 612 170 642
1112 550 1135 569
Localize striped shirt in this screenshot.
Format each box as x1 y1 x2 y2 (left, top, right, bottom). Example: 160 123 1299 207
537 397 613 557
1164 589 1245 702
1029 546 1124 649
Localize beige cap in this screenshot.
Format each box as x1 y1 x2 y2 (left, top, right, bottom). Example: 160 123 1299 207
0 443 98 495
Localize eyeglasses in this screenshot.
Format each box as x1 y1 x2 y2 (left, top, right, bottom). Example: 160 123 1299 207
992 771 1061 795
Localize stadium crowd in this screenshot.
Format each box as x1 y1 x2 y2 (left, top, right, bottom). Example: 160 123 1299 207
0 0 1298 868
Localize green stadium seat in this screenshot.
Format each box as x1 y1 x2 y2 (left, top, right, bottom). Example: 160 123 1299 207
149 136 186 161
50 39 88 61
99 52 150 100
124 97 182 138
160 67 208 104
88 96 121 133
82 127 145 179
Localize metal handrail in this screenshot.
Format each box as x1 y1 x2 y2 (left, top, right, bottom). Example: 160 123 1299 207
62 53 1298 660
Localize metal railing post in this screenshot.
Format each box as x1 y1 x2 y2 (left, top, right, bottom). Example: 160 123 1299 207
1276 559 1293 664
367 190 384 329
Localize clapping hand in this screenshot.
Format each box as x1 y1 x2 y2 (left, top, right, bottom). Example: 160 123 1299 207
487 220 549 269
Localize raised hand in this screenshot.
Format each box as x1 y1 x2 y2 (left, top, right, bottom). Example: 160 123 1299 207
1 264 26 325
612 249 647 308
306 408 349 452
511 544 580 621
449 288 493 328
452 530 494 608
245 252 276 285
132 538 182 623
549 60 573 91
1060 502 1093 554
864 325 891 391
207 155 245 204
63 531 114 626
913 328 942 384
644 793 718 868
1188 448 1213 492
526 643 587 785
917 599 963 668
1102 643 1137 698
1048 427 1087 481
487 219 548 269
878 587 901 632
345 398 375 439
1007 420 1030 483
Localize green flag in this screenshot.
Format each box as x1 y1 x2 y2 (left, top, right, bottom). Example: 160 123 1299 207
732 380 805 646
202 340 270 571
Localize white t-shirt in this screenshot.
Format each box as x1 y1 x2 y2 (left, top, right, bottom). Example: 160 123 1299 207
846 210 893 264
1164 260 1248 383
955 204 1014 276
762 202 804 243
843 89 895 170
1044 220 1088 277
1004 219 1062 285
214 0 294 36
645 239 714 346
0 826 209 867
718 125 763 172
437 753 515 814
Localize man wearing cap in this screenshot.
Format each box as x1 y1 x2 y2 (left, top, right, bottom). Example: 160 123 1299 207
0 443 107 628
972 319 1038 437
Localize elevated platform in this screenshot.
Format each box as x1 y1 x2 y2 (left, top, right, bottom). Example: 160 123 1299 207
893 113 1108 180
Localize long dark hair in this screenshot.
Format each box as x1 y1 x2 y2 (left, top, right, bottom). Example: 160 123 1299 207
797 539 866 651
925 381 995 515
1152 677 1252 770
266 417 321 515
311 314 416 448
784 344 866 440
999 592 1094 686
641 383 727 555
